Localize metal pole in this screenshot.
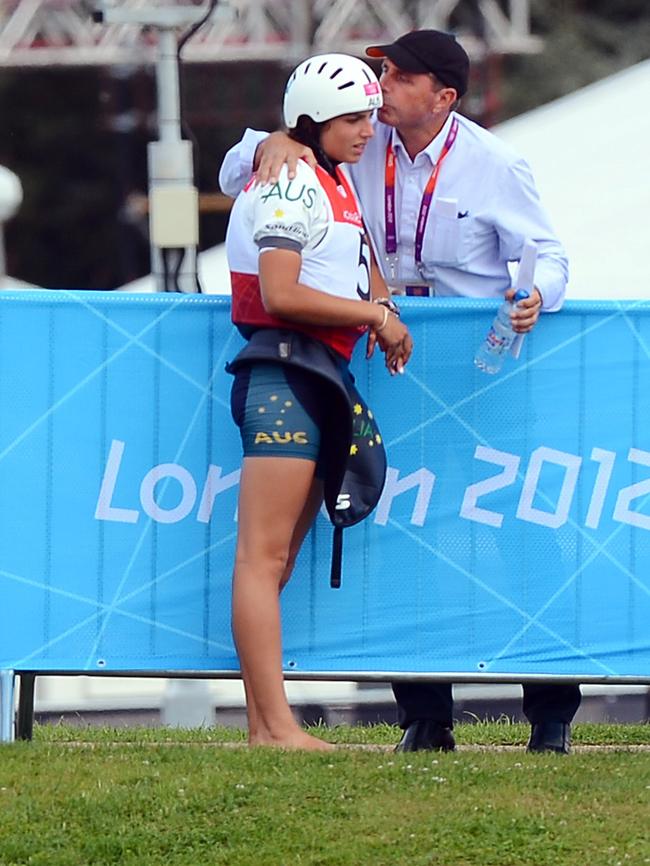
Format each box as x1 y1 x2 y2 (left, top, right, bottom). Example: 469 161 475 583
16 673 36 740
156 27 181 142
92 5 204 292
0 669 15 742
147 26 199 292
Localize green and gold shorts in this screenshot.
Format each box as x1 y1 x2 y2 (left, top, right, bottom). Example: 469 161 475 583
230 361 326 462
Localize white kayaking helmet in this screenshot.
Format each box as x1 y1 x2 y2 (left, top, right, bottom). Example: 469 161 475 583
283 53 382 129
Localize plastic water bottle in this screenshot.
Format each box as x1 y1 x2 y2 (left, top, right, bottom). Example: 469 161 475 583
474 290 529 375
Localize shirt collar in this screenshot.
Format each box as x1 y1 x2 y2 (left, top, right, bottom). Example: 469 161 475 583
391 112 456 165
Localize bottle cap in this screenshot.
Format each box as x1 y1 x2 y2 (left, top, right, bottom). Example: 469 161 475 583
513 289 530 302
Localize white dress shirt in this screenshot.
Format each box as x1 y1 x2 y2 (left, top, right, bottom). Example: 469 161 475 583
218 113 569 311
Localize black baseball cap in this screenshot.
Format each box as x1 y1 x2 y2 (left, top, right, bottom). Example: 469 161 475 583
366 29 470 97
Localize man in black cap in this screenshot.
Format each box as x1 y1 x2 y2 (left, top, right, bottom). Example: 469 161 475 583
366 28 470 99
219 30 577 754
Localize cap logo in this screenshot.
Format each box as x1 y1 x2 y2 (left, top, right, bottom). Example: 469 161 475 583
364 81 380 95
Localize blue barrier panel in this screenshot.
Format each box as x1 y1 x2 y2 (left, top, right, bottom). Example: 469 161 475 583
0 291 649 681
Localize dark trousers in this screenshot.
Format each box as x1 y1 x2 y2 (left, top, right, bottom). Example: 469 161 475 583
392 681 582 729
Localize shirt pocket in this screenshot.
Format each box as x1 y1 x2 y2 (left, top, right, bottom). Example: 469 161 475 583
422 210 472 268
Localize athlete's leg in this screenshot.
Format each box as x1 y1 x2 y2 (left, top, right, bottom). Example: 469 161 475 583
278 476 324 592
239 477 323 741
232 455 331 749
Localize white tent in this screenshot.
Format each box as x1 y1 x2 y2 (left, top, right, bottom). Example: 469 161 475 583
494 58 650 300
117 242 231 294
0 275 41 290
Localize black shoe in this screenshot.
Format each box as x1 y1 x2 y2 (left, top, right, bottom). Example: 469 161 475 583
527 721 571 754
395 720 456 753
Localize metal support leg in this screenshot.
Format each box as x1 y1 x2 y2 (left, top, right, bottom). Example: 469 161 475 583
16 673 36 740
0 669 15 743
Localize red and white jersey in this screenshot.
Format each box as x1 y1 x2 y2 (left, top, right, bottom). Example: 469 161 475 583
226 160 370 360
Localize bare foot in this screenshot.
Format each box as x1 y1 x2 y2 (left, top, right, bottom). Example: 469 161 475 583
249 729 335 751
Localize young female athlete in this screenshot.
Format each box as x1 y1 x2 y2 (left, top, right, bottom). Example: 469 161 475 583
225 53 412 749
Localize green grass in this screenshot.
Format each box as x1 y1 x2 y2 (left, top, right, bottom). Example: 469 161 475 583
1 722 649 866
28 718 650 746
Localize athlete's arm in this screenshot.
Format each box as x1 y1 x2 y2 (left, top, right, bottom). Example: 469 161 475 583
366 251 390 355
258 248 406 349
366 247 413 374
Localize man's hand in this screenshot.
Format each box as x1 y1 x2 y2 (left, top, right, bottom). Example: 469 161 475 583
507 287 543 333
254 131 317 184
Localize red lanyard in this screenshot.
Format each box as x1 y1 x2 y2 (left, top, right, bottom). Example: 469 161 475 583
384 117 458 276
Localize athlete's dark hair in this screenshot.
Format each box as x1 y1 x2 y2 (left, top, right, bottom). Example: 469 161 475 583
289 115 339 179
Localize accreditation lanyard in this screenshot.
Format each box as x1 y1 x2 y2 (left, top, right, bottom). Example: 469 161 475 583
384 117 459 281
